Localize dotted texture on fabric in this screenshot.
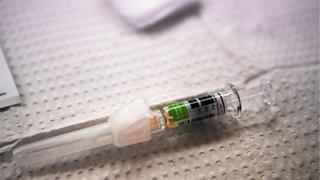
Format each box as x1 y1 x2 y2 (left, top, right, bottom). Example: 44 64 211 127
0 0 318 179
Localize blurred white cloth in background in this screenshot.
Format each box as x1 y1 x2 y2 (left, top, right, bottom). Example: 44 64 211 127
108 0 199 28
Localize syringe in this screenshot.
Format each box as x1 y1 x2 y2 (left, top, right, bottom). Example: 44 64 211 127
13 79 274 165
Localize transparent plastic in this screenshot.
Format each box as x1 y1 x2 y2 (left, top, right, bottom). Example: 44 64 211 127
224 79 275 118
13 80 274 165
13 123 113 165
161 79 274 128
13 98 152 165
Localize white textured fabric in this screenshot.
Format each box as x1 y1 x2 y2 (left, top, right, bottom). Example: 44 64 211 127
0 0 318 179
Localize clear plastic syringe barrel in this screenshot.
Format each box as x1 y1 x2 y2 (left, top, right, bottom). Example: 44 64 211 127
13 123 113 165
162 79 274 128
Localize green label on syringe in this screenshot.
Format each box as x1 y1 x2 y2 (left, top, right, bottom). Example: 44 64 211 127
166 93 226 127
168 102 189 121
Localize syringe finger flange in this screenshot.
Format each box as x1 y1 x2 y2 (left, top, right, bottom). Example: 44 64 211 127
224 83 242 118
